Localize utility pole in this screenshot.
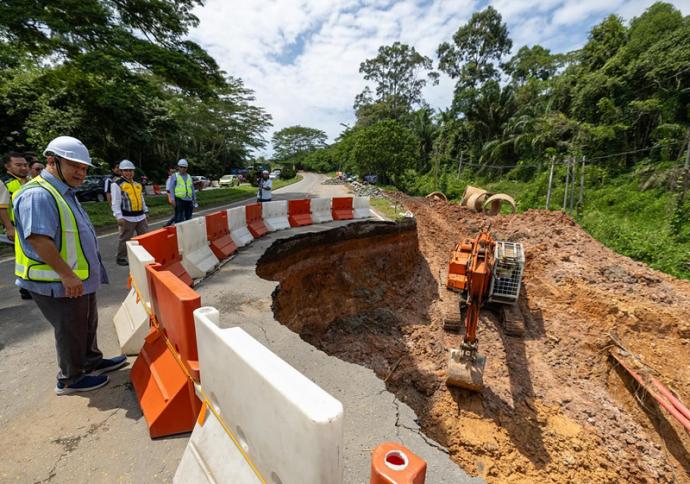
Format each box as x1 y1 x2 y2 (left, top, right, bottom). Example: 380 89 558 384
562 157 570 212
457 151 464 177
545 156 555 210
577 156 586 220
569 157 576 215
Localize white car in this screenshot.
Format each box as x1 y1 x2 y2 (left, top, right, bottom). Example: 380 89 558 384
219 174 239 187
269 170 281 180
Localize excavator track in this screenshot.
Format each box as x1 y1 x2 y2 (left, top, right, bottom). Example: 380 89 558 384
501 304 526 336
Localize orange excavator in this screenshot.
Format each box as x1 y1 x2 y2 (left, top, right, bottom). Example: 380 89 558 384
445 228 525 391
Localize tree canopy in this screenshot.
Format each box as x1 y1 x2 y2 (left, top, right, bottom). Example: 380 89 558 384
0 0 271 179
271 126 327 162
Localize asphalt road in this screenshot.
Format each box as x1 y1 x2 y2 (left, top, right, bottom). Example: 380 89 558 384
0 172 474 483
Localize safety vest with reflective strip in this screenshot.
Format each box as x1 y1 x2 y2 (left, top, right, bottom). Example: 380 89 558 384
1 174 26 222
14 176 90 282
116 178 144 216
174 173 193 199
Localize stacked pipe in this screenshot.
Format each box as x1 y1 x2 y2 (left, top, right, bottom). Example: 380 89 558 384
460 185 516 215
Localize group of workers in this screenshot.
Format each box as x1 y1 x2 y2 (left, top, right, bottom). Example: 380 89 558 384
1 137 277 397
0 136 200 396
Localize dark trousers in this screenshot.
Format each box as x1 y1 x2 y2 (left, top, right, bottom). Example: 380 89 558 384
31 292 103 385
116 219 149 261
174 198 194 223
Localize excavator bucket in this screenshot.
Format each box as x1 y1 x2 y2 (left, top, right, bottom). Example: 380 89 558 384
446 349 486 391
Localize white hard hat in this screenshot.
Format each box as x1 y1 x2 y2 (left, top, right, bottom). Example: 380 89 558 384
262 170 269 174
43 136 93 167
177 159 189 168
119 159 136 170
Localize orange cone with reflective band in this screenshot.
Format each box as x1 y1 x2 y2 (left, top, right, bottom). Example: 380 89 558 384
130 328 201 438
370 442 427 484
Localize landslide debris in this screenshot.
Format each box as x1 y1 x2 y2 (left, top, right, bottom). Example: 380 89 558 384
257 198 690 483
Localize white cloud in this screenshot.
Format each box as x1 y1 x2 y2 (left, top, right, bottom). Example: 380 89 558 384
188 0 690 155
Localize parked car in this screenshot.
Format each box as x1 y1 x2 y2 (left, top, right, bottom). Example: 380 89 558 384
269 170 281 180
191 175 211 190
219 174 239 187
76 178 107 202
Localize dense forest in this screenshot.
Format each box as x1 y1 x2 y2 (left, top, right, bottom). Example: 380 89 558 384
0 0 272 180
276 3 690 278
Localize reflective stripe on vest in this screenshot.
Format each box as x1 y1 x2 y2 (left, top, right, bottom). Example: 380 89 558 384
116 178 144 216
2 175 25 223
14 176 90 282
174 173 192 199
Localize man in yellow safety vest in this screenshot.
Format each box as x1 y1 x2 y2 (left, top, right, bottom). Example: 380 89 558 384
1 151 32 299
169 158 196 223
110 159 149 266
13 136 127 395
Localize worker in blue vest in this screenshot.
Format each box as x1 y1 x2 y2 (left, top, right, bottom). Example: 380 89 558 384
169 158 196 223
13 136 127 395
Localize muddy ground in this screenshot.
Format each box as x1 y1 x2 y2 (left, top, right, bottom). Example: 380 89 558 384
257 194 690 483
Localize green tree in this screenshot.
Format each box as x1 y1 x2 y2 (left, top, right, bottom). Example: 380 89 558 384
272 126 327 162
355 42 439 122
437 6 512 89
340 120 417 185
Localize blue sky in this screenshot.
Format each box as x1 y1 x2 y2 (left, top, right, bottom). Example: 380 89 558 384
188 0 690 154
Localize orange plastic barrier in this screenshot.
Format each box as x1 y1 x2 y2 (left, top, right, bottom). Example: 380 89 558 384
332 197 354 220
131 328 202 438
205 211 237 259
371 442 427 484
153 184 161 195
132 227 193 287
288 199 312 227
245 203 268 238
146 265 201 382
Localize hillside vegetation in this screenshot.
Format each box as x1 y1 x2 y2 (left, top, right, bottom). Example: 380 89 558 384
276 3 690 279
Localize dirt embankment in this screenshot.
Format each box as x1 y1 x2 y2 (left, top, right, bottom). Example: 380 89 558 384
257 199 690 483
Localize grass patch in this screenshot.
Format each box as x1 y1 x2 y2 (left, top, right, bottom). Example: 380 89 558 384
370 196 406 221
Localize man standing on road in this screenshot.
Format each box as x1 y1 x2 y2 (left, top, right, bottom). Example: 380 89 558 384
1 151 32 299
257 170 272 203
13 136 127 395
110 159 148 266
104 161 121 204
169 159 196 222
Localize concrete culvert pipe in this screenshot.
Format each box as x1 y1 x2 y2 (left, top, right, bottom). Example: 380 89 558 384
466 191 491 212
425 191 448 202
461 186 488 206
483 193 516 215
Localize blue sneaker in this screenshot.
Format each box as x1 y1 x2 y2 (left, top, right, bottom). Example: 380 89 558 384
55 375 109 395
89 355 128 376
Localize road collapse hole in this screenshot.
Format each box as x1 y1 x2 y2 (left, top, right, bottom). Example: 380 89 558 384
256 220 441 396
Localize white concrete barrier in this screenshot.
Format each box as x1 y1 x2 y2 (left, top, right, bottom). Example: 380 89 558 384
261 200 290 232
176 218 220 279
113 288 149 355
310 197 333 224
145 185 155 195
184 307 344 484
227 206 254 247
353 196 371 219
111 241 156 355
174 408 262 484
